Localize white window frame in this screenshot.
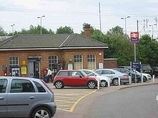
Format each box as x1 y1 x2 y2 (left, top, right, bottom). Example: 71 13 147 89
48 55 58 70
74 55 83 69
87 54 96 69
9 57 19 66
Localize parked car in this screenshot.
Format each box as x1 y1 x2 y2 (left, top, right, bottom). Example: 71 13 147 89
152 67 158 77
94 69 129 86
113 68 150 83
53 70 98 89
0 76 56 118
80 69 110 87
134 70 152 81
141 64 153 76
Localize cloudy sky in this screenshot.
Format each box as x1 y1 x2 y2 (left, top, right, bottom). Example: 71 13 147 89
0 0 158 37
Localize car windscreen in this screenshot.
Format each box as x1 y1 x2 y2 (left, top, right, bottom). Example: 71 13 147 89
142 65 152 70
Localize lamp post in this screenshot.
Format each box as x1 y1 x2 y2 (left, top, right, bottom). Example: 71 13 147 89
37 15 45 34
11 24 15 36
121 16 130 34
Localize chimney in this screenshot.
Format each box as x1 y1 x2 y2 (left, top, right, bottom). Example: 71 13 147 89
84 23 91 38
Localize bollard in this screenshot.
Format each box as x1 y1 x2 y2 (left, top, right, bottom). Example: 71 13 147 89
129 76 131 85
153 75 155 82
118 77 120 86
97 79 100 89
141 74 143 83
107 78 110 87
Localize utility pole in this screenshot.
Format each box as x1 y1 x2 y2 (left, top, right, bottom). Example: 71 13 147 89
133 20 139 62
149 24 156 39
99 2 102 33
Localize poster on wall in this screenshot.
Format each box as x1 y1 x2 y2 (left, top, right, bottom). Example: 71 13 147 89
21 66 27 74
99 63 103 69
68 63 73 70
12 68 20 76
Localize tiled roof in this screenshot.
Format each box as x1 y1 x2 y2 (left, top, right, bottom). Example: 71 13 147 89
0 36 12 42
0 34 108 50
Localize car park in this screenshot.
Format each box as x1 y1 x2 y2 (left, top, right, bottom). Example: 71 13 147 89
94 69 129 86
53 70 98 89
0 76 56 118
80 69 110 87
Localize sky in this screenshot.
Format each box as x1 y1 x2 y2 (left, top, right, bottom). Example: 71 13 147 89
0 0 158 37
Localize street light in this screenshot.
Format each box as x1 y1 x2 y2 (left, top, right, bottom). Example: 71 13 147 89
37 15 45 34
149 24 156 39
121 16 130 34
11 24 15 35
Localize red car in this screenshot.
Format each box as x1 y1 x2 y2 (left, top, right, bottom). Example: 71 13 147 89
53 70 97 89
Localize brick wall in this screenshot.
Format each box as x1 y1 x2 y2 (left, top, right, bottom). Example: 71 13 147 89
104 58 118 68
0 48 104 76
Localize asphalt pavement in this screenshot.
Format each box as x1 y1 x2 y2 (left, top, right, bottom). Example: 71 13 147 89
48 78 158 118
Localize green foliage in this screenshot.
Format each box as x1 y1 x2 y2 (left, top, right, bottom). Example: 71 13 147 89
13 25 54 35
137 34 158 66
105 27 133 65
56 26 74 34
0 26 7 36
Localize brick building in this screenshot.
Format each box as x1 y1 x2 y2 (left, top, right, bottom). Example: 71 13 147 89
0 25 111 78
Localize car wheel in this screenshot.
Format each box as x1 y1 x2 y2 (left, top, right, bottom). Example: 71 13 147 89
31 107 51 118
100 80 107 87
112 78 119 86
54 81 64 89
143 76 147 82
87 81 96 89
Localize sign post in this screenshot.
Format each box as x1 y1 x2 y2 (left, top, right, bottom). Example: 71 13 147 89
130 32 139 63
130 32 139 43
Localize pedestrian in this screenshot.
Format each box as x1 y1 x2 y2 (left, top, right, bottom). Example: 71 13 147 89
46 68 52 83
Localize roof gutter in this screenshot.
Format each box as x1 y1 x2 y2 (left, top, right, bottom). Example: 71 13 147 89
0 46 108 51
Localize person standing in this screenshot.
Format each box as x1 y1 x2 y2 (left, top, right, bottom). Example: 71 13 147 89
46 68 52 83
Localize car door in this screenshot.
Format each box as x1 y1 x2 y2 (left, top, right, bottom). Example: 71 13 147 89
0 79 8 118
58 71 72 85
70 71 88 86
7 79 37 118
102 70 115 78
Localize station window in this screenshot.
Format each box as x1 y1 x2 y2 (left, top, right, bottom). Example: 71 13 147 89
87 55 96 69
48 56 58 70
74 55 83 69
9 57 19 66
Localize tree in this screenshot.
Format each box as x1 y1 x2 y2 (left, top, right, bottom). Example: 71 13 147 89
56 26 74 34
107 26 124 36
0 26 7 36
14 25 54 35
137 34 158 66
103 26 133 65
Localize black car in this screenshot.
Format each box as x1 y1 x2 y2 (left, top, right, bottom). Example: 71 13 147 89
141 64 153 76
152 67 158 77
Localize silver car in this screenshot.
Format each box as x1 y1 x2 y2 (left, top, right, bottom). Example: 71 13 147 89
94 69 129 86
0 76 56 118
81 69 110 87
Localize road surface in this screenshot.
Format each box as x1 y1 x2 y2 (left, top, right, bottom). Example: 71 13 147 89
84 85 158 118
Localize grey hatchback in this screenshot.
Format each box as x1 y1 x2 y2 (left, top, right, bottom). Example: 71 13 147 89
0 76 56 118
